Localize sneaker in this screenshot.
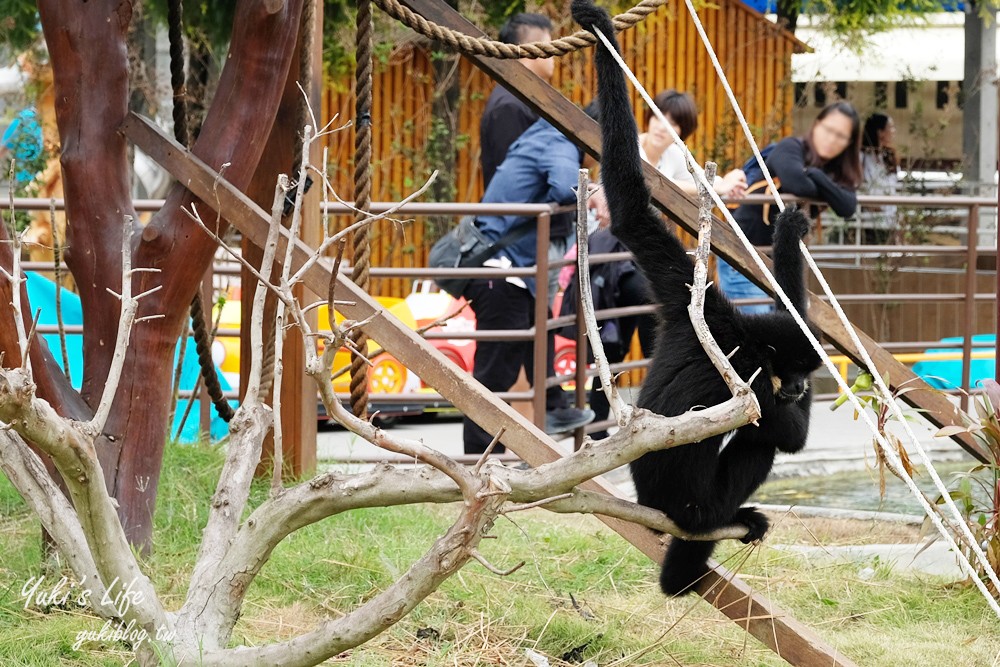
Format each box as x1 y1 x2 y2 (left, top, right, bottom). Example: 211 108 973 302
544 407 596 434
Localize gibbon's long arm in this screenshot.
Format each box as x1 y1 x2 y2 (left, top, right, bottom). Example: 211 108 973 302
576 1 735 326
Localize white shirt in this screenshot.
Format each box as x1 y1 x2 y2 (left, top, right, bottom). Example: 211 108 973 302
639 141 693 184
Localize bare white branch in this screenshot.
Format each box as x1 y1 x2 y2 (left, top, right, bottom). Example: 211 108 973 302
688 162 761 423
245 178 289 405
503 492 574 514
5 213 30 371
90 217 147 435
289 169 439 286
0 369 169 636
470 548 525 576
0 429 117 616
576 169 631 425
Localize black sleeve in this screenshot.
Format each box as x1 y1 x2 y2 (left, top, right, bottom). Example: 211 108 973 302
765 138 819 199
805 167 858 218
480 97 537 187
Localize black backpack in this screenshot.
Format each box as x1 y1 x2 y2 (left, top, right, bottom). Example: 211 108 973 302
740 143 777 189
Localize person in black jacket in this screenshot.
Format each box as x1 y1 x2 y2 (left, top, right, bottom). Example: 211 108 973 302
718 101 862 313
480 13 555 190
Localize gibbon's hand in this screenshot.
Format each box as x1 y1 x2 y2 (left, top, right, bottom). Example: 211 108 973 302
717 168 747 199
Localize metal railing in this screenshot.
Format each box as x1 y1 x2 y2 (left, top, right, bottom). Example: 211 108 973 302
9 193 999 441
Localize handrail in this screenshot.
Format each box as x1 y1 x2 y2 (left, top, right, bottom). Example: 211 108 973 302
8 193 999 211
14 194 998 435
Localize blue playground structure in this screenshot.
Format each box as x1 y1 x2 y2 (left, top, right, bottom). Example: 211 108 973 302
25 272 233 442
912 334 997 391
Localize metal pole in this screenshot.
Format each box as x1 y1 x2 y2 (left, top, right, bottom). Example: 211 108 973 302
533 212 551 431
962 204 979 411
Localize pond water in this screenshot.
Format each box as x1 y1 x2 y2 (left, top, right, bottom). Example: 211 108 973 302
753 460 992 515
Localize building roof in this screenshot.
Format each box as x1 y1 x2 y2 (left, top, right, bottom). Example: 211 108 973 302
791 13 994 82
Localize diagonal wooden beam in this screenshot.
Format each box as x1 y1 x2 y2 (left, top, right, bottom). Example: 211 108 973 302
123 110 856 667
398 0 987 463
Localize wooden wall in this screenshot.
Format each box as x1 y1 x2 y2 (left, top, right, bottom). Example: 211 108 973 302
808 261 997 344
321 0 804 298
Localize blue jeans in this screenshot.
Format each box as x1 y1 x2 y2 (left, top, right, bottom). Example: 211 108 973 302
716 258 773 314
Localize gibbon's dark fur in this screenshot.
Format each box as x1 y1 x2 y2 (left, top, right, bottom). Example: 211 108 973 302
572 0 822 596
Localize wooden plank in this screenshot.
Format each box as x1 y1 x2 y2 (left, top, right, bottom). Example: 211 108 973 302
125 107 857 667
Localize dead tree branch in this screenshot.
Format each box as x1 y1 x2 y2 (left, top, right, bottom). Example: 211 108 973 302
576 169 631 426
689 162 760 422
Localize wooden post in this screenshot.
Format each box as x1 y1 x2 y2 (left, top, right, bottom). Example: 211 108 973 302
962 204 979 411
533 212 550 431
240 1 321 478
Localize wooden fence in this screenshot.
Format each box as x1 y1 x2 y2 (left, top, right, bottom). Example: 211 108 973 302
321 0 805 298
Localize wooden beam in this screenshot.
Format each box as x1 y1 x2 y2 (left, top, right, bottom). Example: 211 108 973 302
123 110 856 667
398 0 988 464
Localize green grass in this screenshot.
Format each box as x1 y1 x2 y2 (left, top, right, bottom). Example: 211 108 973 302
2 444 999 666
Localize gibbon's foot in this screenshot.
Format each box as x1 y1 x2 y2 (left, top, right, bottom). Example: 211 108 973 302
734 507 770 544
774 206 811 240
659 538 715 596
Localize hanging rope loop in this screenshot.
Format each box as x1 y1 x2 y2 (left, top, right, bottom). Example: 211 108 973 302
166 0 238 423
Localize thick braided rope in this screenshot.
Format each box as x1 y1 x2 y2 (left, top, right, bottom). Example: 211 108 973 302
167 0 189 147
373 0 667 58
349 0 375 419
189 293 235 422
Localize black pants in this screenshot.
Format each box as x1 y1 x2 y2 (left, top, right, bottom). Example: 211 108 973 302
589 270 657 426
462 278 567 454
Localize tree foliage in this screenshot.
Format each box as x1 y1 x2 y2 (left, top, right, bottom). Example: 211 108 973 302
0 0 39 53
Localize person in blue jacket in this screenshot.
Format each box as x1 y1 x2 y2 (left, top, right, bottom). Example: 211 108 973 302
463 115 597 453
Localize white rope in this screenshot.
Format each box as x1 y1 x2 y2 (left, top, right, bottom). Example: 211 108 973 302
677 0 1000 600
681 0 784 213
591 26 1000 618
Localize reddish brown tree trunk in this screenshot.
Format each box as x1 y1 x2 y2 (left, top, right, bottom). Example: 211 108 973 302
33 0 305 552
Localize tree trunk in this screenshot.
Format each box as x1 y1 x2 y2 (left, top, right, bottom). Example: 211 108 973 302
35 0 305 552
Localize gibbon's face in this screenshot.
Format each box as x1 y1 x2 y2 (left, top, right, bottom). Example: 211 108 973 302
770 372 810 404
646 114 681 151
766 343 820 403
810 110 854 160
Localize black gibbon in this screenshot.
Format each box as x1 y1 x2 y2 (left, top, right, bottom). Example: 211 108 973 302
571 0 823 596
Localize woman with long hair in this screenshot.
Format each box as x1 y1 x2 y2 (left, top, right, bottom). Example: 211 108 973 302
718 101 862 313
860 112 899 239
